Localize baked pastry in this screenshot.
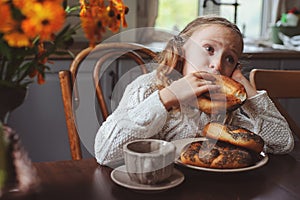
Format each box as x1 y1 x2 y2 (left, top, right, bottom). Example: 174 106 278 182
180 140 254 169
202 122 264 153
197 73 247 114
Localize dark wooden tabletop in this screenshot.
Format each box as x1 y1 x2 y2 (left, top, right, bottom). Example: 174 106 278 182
2 140 300 200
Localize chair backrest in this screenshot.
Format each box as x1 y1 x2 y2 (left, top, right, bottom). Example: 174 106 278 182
249 69 300 139
59 42 157 160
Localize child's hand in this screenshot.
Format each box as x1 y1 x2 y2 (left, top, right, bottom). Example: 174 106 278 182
159 72 220 110
231 67 258 98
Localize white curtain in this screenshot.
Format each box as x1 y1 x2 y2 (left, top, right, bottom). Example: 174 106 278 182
136 0 159 43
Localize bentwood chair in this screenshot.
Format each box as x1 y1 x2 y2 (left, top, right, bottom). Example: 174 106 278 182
249 69 300 139
59 42 157 160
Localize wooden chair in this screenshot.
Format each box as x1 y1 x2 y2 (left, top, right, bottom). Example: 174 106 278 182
59 42 157 160
249 69 300 139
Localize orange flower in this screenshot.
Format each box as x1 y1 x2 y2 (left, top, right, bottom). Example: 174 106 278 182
37 73 45 84
28 69 45 85
79 0 128 47
12 0 32 9
37 43 48 65
111 0 128 27
80 5 107 47
0 2 16 33
3 31 31 47
13 0 63 9
21 1 65 41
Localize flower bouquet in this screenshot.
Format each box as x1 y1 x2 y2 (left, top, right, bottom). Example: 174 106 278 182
0 0 81 88
0 0 128 88
0 0 128 123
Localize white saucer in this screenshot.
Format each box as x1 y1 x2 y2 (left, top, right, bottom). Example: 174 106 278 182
111 165 184 191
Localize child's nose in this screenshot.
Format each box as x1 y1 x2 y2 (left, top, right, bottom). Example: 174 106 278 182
209 57 222 74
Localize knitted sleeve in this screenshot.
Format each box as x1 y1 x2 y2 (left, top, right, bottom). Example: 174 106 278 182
231 90 294 154
94 72 168 166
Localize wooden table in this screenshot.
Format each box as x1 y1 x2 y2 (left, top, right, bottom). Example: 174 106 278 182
2 140 300 200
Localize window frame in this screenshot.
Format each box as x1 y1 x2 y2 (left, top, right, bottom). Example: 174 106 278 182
198 0 274 40
261 0 275 39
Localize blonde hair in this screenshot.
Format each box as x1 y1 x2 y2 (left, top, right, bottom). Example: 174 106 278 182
155 15 244 87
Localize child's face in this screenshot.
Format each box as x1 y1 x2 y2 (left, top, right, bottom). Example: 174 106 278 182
182 24 243 77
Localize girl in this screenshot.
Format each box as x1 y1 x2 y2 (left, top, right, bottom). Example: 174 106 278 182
94 16 294 166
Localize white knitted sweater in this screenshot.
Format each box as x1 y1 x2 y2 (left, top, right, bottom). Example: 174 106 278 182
94 70 294 165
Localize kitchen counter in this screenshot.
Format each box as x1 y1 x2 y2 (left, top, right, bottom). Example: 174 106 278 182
242 44 300 59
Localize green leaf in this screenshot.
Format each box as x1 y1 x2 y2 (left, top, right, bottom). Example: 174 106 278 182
0 41 12 60
67 50 75 58
11 3 25 21
65 5 81 14
17 62 33 75
56 24 72 39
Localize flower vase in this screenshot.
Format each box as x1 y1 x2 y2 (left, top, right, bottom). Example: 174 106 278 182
0 124 38 197
0 86 27 124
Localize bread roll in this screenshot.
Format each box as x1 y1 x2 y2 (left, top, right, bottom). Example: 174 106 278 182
197 74 247 114
202 122 264 153
180 140 254 169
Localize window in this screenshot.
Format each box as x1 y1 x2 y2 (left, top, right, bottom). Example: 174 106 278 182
155 0 199 31
216 0 263 39
155 0 272 40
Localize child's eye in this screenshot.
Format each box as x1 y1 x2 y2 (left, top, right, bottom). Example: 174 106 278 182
226 56 235 64
205 46 214 53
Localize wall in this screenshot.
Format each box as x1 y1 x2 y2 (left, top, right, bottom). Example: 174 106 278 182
7 60 94 162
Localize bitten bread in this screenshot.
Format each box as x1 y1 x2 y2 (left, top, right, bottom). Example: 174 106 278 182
202 122 264 153
180 140 254 169
197 73 247 114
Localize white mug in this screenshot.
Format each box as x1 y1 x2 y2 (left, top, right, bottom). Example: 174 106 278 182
123 139 176 185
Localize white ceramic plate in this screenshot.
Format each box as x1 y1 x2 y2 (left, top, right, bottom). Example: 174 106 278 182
111 165 185 191
171 138 269 173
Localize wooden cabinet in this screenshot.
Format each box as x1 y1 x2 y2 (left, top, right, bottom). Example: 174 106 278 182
241 49 300 78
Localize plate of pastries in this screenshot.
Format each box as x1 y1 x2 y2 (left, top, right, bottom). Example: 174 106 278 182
172 73 268 172
172 122 268 172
